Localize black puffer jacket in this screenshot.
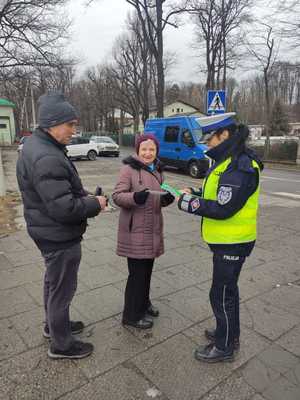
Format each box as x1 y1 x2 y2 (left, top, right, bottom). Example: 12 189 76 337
16 128 101 251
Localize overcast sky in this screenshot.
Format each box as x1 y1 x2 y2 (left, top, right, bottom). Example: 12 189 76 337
67 0 208 83
66 0 290 84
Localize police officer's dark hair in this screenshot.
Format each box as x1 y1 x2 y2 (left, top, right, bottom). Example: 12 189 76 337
214 123 238 138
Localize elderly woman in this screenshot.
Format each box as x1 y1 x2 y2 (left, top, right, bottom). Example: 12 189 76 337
112 134 174 329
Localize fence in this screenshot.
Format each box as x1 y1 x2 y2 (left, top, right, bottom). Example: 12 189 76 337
82 131 135 147
249 140 298 162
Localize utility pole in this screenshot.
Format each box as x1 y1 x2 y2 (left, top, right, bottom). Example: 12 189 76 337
0 150 6 196
31 85 37 129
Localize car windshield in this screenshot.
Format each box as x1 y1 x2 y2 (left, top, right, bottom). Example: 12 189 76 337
192 129 204 143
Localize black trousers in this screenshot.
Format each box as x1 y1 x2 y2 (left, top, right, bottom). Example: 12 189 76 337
209 253 245 351
123 258 154 322
42 243 81 351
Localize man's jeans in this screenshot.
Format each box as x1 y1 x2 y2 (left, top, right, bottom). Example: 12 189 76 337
42 242 81 351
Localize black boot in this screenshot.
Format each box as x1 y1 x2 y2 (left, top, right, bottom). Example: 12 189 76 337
194 343 234 363
204 329 240 351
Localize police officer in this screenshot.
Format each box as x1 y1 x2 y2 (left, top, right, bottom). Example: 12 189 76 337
178 121 263 363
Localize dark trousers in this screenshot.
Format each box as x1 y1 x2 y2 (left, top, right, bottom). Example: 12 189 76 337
42 242 81 351
123 258 154 322
209 253 245 351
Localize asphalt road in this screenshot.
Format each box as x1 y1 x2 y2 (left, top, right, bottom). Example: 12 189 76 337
261 168 300 200
76 148 300 201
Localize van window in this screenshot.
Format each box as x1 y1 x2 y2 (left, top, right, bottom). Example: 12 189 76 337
181 130 194 146
165 126 180 142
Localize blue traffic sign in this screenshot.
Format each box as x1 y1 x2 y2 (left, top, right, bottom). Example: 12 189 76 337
207 90 226 114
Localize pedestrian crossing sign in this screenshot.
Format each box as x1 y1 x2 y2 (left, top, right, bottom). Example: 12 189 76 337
207 90 226 114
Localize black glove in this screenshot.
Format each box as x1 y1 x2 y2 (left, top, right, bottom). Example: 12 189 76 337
95 186 102 196
133 189 149 205
161 191 175 207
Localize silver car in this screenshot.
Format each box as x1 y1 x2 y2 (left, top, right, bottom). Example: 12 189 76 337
89 136 119 157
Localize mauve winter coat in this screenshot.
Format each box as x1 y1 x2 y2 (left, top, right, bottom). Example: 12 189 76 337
112 156 168 259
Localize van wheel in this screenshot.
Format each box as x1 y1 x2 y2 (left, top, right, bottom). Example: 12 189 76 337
188 161 201 178
87 150 97 161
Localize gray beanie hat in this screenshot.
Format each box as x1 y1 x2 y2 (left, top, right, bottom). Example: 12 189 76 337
37 92 79 128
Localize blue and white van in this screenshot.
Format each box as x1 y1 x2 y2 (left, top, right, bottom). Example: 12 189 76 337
144 112 236 178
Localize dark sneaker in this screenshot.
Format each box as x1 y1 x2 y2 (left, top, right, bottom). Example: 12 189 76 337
122 317 153 329
48 340 94 359
204 329 240 351
194 343 234 363
146 304 159 317
43 321 85 339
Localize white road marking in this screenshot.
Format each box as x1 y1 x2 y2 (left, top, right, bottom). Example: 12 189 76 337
262 175 300 183
273 192 300 200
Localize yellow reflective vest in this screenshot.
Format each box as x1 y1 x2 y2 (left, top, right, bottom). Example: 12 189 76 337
201 157 260 244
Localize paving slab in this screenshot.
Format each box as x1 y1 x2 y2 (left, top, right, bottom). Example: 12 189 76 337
78 262 127 290
73 318 148 379
133 333 256 400
0 264 43 290
155 263 211 291
0 286 37 319
0 346 87 400
276 323 300 356
241 297 300 340
119 300 193 347
159 286 211 323
201 371 256 400
256 344 299 375
72 284 124 324
257 284 300 317
0 318 27 361
59 363 168 400
241 357 281 393
262 375 300 400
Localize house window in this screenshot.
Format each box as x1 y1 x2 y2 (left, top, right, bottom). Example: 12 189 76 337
177 108 180 113
164 126 180 142
172 109 174 112
181 109 183 112
0 124 7 129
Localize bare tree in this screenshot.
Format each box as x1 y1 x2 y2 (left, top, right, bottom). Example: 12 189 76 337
276 0 300 48
0 0 71 71
125 0 189 117
246 23 279 157
191 0 252 90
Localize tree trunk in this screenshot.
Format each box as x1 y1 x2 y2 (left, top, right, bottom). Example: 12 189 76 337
264 70 271 159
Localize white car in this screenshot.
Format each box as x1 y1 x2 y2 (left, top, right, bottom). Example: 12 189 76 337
89 136 119 157
67 136 98 161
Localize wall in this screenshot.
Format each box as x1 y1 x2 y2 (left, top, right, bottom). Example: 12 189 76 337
0 107 16 145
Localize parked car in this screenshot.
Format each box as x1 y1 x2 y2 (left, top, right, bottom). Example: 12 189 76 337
89 136 119 157
67 136 99 161
17 136 29 153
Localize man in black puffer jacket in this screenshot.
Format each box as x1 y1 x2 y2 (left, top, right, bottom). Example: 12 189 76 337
16 92 107 359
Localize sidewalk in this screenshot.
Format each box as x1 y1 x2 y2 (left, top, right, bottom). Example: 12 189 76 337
1 149 300 400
